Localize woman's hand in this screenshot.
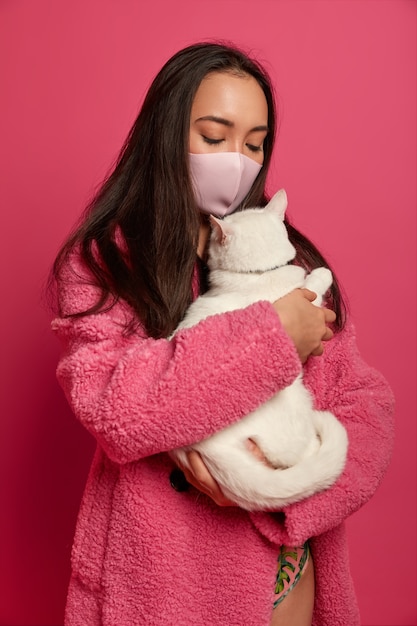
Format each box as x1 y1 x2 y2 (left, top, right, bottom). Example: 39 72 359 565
179 440 274 507
180 450 236 506
273 288 336 363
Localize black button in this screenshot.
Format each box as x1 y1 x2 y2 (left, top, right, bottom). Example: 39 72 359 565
170 468 189 492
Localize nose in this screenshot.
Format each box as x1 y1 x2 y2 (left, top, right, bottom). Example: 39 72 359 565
230 140 244 154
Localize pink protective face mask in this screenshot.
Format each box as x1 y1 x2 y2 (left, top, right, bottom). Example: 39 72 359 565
189 152 262 218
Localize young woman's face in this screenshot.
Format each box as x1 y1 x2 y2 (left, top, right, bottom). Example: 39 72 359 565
189 71 269 165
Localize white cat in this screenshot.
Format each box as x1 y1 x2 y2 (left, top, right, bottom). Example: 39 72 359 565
170 189 348 511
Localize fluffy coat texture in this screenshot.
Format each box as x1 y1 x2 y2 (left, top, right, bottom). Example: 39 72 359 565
171 190 348 510
52 225 395 625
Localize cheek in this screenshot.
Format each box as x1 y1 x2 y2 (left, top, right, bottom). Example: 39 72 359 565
246 149 265 166
254 151 265 165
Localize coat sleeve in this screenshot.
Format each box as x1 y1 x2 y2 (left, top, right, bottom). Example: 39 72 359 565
51 254 302 465
250 319 395 544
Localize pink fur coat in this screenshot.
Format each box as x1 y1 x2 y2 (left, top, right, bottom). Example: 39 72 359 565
52 253 394 626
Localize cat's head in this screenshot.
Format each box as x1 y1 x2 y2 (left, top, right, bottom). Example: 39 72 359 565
207 189 296 273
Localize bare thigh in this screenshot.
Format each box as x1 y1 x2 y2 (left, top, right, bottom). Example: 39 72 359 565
269 555 315 626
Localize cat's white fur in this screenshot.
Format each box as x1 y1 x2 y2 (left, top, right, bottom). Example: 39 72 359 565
170 189 348 511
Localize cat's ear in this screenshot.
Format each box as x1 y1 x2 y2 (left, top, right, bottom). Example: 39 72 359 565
265 189 288 220
209 215 233 245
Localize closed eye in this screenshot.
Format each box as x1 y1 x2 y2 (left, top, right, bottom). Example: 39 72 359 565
202 136 223 145
246 143 263 153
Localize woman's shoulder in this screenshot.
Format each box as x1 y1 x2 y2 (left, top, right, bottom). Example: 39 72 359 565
53 245 142 338
55 245 102 316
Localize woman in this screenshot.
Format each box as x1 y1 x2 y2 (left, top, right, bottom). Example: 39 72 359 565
51 42 394 625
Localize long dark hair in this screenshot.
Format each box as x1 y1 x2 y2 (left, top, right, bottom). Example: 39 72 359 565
52 42 346 338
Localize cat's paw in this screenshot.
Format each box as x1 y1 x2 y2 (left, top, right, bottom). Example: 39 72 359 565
304 268 332 305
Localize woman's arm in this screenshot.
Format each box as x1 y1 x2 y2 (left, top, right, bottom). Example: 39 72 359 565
52 253 302 465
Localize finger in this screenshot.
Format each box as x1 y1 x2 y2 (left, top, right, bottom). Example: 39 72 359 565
186 451 217 492
310 342 324 357
186 451 235 507
183 466 234 506
323 308 337 323
182 465 212 495
322 327 334 342
299 288 318 302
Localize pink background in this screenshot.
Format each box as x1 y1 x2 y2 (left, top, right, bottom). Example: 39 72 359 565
1 1 415 624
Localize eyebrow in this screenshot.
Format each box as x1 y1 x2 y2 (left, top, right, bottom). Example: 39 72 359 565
195 115 269 132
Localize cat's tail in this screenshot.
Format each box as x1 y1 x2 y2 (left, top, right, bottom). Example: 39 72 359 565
193 410 348 511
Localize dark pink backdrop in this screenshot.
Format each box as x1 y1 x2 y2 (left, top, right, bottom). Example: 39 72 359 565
1 1 415 624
